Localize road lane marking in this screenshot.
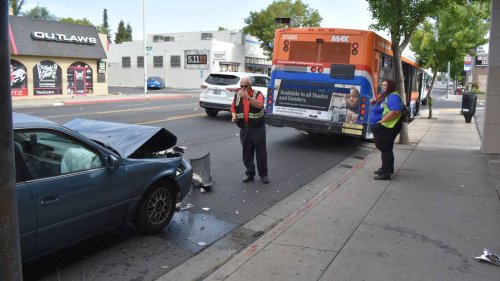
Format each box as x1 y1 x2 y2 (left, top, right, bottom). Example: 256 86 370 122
134 113 206 124
41 103 198 119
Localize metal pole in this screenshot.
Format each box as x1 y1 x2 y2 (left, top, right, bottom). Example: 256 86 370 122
0 1 24 279
446 61 450 98
143 0 148 98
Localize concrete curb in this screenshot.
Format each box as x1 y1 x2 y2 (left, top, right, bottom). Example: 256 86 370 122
156 146 375 281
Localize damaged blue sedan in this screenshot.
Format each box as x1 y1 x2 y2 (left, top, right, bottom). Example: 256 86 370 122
13 113 192 261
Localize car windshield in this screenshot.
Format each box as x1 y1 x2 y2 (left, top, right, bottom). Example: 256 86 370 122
205 74 239 86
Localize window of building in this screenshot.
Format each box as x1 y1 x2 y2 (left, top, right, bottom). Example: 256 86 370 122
201 33 213 40
122 57 131 68
170 55 181 67
137 56 144 68
153 56 163 68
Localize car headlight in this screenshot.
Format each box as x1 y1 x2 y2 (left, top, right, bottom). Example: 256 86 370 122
176 160 187 176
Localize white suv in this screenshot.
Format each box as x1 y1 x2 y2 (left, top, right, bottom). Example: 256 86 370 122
199 72 270 117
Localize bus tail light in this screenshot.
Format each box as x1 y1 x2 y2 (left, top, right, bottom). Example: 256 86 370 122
311 66 317 72
360 109 366 115
318 67 324 73
360 103 366 109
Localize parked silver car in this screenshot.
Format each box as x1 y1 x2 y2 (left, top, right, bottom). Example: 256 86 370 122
13 113 192 261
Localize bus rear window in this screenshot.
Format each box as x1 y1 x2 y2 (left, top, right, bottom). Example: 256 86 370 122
289 41 319 61
320 42 350 63
288 41 351 63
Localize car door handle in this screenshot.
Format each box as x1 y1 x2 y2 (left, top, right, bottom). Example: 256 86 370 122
39 195 59 205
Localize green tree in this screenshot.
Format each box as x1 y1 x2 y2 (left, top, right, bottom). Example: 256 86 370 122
97 9 111 42
10 0 25 15
59 17 94 26
410 1 490 118
243 0 322 58
367 0 452 144
23 5 58 21
115 20 128 44
125 23 133 41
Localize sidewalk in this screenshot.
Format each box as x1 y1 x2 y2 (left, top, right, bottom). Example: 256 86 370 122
11 92 193 109
161 98 500 280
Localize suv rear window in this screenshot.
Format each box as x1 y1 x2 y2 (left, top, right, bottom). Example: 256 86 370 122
205 74 240 86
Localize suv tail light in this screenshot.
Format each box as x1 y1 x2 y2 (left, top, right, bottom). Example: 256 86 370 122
226 88 240 93
201 84 208 90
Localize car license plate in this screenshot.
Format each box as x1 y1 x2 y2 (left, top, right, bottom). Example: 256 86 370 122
212 90 220 95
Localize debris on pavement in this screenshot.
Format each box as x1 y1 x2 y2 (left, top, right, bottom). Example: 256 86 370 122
202 207 210 211
181 203 194 210
197 242 207 246
475 249 500 267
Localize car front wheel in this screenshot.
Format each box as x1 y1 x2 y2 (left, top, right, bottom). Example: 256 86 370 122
133 181 176 234
205 108 219 117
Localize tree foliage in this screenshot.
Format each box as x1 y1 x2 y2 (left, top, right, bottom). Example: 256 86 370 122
410 1 490 118
125 23 133 41
97 9 111 41
243 0 322 57
10 0 25 16
115 20 129 44
23 6 58 21
367 0 452 143
59 17 94 26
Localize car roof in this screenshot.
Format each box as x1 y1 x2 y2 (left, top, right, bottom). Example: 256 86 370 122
208 72 269 78
13 112 57 126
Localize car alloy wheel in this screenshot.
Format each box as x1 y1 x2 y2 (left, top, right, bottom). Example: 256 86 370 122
134 181 176 234
147 187 172 224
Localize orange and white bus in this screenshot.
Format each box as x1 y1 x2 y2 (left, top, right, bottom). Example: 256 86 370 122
265 27 424 139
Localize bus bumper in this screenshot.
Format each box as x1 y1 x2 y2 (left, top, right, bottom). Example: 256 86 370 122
265 114 368 138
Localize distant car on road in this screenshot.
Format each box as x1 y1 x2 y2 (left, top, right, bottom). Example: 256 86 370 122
13 113 192 261
147 77 166 89
199 72 270 117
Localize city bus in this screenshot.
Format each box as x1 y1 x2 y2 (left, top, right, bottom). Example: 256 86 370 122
264 27 424 139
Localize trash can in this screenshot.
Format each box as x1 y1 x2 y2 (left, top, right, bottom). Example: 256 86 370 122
461 92 477 123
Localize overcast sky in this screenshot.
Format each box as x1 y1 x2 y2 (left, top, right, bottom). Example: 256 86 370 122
22 0 386 40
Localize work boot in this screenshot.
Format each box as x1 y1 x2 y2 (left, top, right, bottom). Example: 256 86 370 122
242 175 254 183
261 175 269 184
374 173 391 180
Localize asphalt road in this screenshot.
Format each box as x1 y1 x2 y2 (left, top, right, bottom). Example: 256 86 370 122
16 95 366 280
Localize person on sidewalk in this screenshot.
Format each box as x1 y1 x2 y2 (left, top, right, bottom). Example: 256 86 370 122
231 77 269 184
369 79 403 180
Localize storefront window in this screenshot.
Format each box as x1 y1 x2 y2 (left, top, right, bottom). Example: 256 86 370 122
67 62 93 95
33 60 62 95
11 59 28 97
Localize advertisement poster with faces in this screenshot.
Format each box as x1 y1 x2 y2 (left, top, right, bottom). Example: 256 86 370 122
33 60 62 95
10 60 28 96
273 80 360 123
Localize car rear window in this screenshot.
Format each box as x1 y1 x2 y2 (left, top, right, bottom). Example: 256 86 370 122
205 74 240 86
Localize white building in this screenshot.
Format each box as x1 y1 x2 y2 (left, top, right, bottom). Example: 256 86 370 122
108 30 271 88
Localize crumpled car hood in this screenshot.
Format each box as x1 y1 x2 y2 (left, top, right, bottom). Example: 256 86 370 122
64 118 177 158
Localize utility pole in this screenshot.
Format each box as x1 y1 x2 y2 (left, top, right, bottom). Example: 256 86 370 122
446 61 450 98
0 0 23 279
143 0 148 98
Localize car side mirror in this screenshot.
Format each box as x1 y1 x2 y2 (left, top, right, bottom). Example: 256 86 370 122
106 155 120 170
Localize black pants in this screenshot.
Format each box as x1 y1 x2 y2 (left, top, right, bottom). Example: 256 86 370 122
240 126 268 177
371 122 402 174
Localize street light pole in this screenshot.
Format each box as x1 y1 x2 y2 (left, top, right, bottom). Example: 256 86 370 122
143 0 148 98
